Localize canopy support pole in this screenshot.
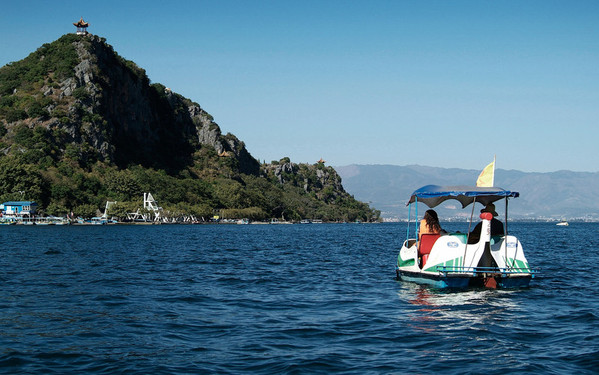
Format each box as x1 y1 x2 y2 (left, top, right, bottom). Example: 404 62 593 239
406 202 412 241
504 198 509 235
414 198 419 241
464 197 477 266
504 197 509 270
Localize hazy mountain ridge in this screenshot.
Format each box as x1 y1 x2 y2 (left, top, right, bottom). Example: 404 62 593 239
336 164 599 220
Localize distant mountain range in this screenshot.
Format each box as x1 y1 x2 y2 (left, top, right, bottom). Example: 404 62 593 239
336 164 599 221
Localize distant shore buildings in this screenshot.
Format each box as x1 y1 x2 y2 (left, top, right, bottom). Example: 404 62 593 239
0 201 38 217
0 201 39 224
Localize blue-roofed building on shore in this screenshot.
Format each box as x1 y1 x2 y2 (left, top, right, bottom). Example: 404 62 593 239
0 201 38 216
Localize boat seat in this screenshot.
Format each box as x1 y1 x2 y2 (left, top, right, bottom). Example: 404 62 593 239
491 235 504 245
451 233 467 244
418 233 441 257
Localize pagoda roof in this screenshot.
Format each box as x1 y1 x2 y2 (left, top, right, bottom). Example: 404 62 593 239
73 17 89 27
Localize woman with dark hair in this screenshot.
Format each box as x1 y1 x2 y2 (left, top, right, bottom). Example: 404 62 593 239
418 209 442 240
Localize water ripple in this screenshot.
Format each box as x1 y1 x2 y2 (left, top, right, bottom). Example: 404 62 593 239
0 223 598 373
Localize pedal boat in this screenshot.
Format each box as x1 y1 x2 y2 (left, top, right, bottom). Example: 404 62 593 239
396 185 536 288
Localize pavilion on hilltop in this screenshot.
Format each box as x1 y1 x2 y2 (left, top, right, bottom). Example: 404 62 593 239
73 17 89 35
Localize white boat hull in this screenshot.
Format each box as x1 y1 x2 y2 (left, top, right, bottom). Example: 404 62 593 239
397 219 534 288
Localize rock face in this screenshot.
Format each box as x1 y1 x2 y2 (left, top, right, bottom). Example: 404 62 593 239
263 159 348 204
273 162 298 184
1 33 260 175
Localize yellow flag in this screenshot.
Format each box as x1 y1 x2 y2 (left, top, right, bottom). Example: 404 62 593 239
476 159 495 187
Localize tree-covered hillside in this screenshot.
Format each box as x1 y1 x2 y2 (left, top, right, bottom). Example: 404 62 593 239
0 34 379 222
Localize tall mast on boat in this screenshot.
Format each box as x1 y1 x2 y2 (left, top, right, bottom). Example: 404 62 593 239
491 154 496 187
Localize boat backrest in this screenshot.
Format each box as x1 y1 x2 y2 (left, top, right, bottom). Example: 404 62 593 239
405 239 418 249
491 235 504 245
418 233 441 256
451 233 467 244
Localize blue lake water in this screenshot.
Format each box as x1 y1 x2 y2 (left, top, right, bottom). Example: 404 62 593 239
0 222 598 374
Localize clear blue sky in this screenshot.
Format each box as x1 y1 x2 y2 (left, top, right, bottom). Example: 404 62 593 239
1 1 598 172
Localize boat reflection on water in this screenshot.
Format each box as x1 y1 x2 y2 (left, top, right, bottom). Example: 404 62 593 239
405 286 439 332
397 283 520 333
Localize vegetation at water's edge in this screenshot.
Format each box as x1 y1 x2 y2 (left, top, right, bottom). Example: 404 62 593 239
0 151 379 222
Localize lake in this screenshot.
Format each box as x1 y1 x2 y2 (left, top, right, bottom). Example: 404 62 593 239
0 222 597 374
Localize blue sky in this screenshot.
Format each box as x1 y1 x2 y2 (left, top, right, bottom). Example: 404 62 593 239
1 1 598 172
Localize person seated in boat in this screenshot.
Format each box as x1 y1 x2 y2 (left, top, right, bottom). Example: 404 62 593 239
418 209 444 241
467 203 504 244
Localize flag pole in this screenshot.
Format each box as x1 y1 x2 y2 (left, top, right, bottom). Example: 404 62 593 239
492 155 496 187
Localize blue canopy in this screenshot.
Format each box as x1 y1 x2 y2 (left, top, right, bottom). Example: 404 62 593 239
407 185 519 208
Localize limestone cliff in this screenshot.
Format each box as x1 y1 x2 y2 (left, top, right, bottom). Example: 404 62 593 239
0 33 260 175
263 159 349 204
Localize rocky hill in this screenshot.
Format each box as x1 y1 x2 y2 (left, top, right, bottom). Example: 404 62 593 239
0 33 378 222
336 164 599 221
1 33 258 174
